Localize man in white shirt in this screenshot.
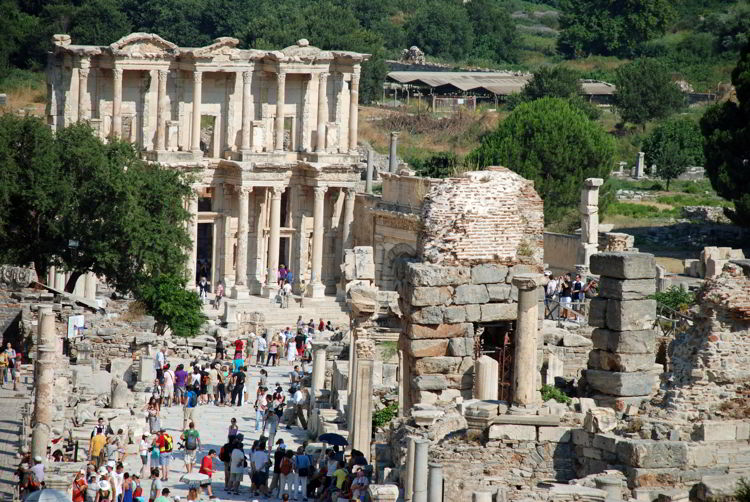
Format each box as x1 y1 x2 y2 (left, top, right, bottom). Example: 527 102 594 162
228 437 245 495
286 387 307 430
30 456 45 483
256 337 267 368
163 365 175 407
155 347 165 384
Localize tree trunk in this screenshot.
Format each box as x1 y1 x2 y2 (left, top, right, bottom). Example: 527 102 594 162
64 270 83 293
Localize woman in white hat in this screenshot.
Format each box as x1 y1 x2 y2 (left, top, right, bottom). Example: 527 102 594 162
96 479 113 502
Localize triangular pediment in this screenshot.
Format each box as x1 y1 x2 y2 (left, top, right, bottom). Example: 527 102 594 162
187 37 240 58
110 33 179 58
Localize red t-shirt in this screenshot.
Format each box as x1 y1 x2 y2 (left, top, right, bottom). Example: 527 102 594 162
72 478 86 502
234 340 243 352
199 456 213 477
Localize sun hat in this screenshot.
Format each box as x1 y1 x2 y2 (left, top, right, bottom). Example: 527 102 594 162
34 456 42 463
98 481 110 491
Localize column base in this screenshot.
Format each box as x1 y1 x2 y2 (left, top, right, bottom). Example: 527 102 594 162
306 281 326 298
262 284 279 298
231 286 250 299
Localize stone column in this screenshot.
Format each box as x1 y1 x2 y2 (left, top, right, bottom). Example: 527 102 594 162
367 485 399 502
350 338 375 457
187 191 199 286
84 272 97 301
388 132 399 173
428 464 443 502
316 72 328 152
191 70 203 153
232 187 251 299
474 355 499 400
307 186 328 298
412 438 429 502
366 149 374 194
78 57 90 122
398 349 406 417
46 266 55 287
155 69 168 151
348 68 360 152
264 186 284 296
577 177 604 269
404 436 416 502
54 269 66 291
112 67 123 138
635 151 645 179
241 70 252 152
512 273 544 407
274 71 286 151
31 310 57 460
310 340 329 398
341 188 355 252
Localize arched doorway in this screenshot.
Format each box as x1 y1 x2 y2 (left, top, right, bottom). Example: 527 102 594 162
383 243 416 291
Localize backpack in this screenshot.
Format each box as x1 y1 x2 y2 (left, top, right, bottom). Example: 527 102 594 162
219 443 232 463
187 392 197 408
280 457 293 475
185 432 197 451
201 373 209 386
163 433 173 452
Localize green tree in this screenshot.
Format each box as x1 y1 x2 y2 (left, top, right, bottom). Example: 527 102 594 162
700 42 750 226
642 117 704 189
558 0 674 58
405 0 473 61
613 58 684 128
466 0 518 63
137 273 205 337
522 66 581 101
466 97 615 223
410 152 458 178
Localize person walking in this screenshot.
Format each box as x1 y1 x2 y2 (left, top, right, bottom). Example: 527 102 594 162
0 349 8 388
266 339 278 366
214 281 224 311
162 365 175 407
269 440 286 497
228 436 245 495
155 429 174 482
256 337 267 367
254 386 267 433
138 435 150 478
121 473 133 502
183 385 198 431
147 468 161 502
292 447 311 501
73 469 88 502
174 365 188 405
198 449 217 498
180 421 201 473
250 440 271 498
278 450 296 501
215 335 225 361
230 367 245 407
4 343 15 386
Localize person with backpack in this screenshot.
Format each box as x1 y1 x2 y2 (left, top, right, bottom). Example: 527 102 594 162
230 367 246 407
250 439 271 498
268 440 286 498
218 435 236 492
293 447 311 501
155 429 173 482
183 385 198 431
227 435 246 495
180 421 201 473
278 450 295 501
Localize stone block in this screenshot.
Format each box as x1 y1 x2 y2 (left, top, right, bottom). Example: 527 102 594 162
406 339 449 358
448 337 474 357
414 356 462 375
588 350 655 372
407 323 473 340
465 304 481 322
353 246 375 279
737 421 750 440
412 375 448 391
480 303 516 322
583 407 617 433
410 286 452 307
606 299 656 331
599 277 656 300
488 424 536 440
592 328 656 354
409 306 444 324
572 429 593 447
590 252 656 279
592 433 618 453
406 263 471 287
585 370 656 396
589 298 607 328
454 284 490 305
616 439 688 468
538 426 572 443
486 283 512 301
464 400 502 418
471 264 508 284
694 421 736 441
563 332 592 347
578 397 596 415
443 306 466 323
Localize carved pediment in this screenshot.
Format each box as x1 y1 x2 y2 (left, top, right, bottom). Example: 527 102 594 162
187 37 241 59
110 33 179 58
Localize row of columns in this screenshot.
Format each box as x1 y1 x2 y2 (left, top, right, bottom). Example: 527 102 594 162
94 61 360 153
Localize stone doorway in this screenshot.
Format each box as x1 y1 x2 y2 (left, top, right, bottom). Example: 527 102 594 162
197 222 213 284
279 236 291 273
480 321 516 402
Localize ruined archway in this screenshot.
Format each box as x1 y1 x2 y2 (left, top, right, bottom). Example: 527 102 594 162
383 242 417 291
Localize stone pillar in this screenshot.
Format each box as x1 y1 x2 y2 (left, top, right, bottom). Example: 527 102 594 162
155 69 168 151
241 70 252 152
350 338 375 457
112 67 123 139
635 151 645 179
412 438 429 502
264 187 283 296
512 273 544 407
110 378 132 409
404 436 416 502
191 70 203 153
54 269 66 291
366 149 374 194
46 266 55 287
310 340 329 398
367 485 399 502
577 177 604 269
348 68 360 152
275 71 286 151
32 309 57 460
428 464 443 502
398 349 406 417
186 191 199 286
78 57 90 122
342 188 355 252
656 264 670 292
316 72 328 152
232 187 251 298
474 355 499 400
388 132 399 173
307 186 327 298
84 272 97 301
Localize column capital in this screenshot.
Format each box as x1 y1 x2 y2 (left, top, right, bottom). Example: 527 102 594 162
351 72 360 88
345 187 356 200
313 186 328 199
276 71 286 84
355 338 376 360
113 67 123 80
79 56 91 70
242 70 252 82
238 186 253 197
319 71 329 83
193 70 203 84
511 273 545 291
270 186 285 198
158 68 169 80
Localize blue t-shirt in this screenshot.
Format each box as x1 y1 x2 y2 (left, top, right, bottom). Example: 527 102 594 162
185 391 197 408
233 359 244 373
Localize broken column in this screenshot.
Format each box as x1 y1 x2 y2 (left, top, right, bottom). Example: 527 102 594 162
511 273 544 407
655 264 670 292
310 340 329 398
388 132 399 173
84 272 97 301
412 438 429 502
110 378 132 409
366 148 374 194
31 309 57 460
368 485 399 502
428 463 443 502
474 355 498 400
586 252 658 408
404 436 416 502
577 177 603 271
350 338 375 457
634 152 645 179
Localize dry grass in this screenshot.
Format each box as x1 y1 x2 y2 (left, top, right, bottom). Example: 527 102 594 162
120 300 147 322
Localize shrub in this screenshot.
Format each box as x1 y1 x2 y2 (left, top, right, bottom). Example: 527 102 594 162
540 384 572 404
136 273 205 337
649 285 696 311
372 403 398 429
